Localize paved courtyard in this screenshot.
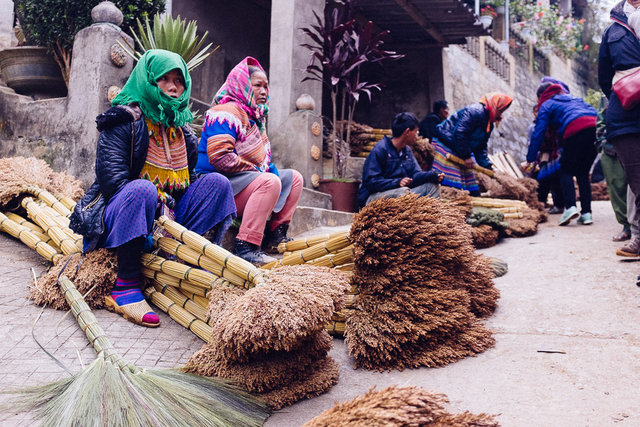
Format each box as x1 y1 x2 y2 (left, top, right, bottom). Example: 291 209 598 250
1 200 639 426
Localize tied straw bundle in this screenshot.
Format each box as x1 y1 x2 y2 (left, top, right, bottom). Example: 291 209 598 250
2 275 270 426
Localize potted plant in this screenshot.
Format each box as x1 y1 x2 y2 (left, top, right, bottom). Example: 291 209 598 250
300 0 403 212
479 5 498 28
3 0 164 95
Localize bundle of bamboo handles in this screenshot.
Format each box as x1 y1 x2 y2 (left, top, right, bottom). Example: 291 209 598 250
445 153 495 177
471 196 526 219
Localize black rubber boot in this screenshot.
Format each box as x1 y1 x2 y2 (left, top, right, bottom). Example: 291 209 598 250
262 224 293 254
233 238 276 265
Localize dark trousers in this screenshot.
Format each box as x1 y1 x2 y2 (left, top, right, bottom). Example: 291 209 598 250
538 175 563 208
611 133 640 229
559 127 597 213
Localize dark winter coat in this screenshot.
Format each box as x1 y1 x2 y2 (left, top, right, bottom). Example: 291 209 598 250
526 95 597 162
434 102 493 168
69 105 198 248
598 0 640 139
419 112 442 140
357 136 438 206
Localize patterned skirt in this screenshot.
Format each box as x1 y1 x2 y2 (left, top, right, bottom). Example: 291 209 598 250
431 140 479 193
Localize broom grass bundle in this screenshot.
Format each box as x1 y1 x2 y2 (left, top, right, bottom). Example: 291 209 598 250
24 184 72 217
345 194 498 371
0 211 63 264
0 156 83 210
277 231 348 253
471 224 500 249
445 153 495 177
157 215 265 286
144 287 213 343
2 275 270 426
58 195 77 211
6 211 46 233
263 233 352 269
29 249 117 310
470 196 527 208
303 386 498 427
156 237 251 289
40 204 72 228
179 289 210 309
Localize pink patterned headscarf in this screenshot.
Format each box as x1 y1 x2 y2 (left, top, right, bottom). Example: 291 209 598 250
212 56 269 126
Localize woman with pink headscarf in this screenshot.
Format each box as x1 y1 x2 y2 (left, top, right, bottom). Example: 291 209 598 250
195 57 303 264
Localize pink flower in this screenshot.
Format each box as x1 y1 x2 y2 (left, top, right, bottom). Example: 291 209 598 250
584 44 589 51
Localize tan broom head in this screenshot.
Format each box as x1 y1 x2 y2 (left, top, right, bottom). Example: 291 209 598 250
157 215 266 286
140 253 236 291
152 282 211 325
156 237 250 289
24 184 72 217
144 286 212 342
263 233 352 269
5 212 59 249
0 211 62 264
141 267 209 297
277 231 348 253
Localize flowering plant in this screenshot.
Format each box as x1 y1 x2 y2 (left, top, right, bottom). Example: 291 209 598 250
510 1 586 59
480 5 498 18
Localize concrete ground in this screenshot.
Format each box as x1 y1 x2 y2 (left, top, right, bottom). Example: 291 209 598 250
1 200 639 426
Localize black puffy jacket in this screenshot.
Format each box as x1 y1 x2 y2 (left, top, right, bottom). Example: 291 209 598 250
69 105 198 248
598 1 640 139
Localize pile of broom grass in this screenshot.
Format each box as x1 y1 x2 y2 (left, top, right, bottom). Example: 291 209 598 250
345 193 499 371
303 386 498 427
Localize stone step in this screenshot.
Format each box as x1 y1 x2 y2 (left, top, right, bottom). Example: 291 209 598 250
299 187 332 210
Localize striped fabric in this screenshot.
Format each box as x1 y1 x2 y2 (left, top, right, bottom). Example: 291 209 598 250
139 119 190 199
431 140 479 193
204 102 270 173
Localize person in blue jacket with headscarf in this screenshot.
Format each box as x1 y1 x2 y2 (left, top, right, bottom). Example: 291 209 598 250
527 83 597 226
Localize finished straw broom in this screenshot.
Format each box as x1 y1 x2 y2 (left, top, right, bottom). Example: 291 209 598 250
2 275 270 426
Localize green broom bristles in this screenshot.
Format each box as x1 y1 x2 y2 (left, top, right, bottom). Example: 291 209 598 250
1 275 270 426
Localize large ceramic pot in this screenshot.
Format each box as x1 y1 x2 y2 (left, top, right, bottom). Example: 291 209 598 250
0 46 66 97
318 179 360 213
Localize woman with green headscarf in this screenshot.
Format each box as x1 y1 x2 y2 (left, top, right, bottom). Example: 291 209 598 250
70 49 236 328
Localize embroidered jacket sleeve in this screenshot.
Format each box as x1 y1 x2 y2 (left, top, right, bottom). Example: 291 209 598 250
203 111 258 173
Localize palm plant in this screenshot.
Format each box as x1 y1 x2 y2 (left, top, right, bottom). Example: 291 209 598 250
119 14 217 71
301 0 403 178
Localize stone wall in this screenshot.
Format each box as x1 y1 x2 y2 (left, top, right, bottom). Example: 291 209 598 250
442 36 588 164
0 3 134 185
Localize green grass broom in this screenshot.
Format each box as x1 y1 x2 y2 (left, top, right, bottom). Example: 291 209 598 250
2 275 270 426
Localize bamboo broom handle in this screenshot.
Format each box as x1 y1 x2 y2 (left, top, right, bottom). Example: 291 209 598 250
157 216 266 286
141 253 237 291
152 283 211 325
141 268 210 298
156 237 251 289
325 320 345 336
58 195 77 212
503 212 524 219
277 231 348 253
58 275 139 373
445 153 495 177
263 233 352 269
307 246 354 268
22 198 82 255
4 212 59 249
144 287 212 343
0 212 63 264
24 185 72 217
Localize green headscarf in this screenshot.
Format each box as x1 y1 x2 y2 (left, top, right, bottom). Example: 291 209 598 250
112 49 193 127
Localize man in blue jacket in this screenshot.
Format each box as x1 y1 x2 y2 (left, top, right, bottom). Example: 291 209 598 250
357 112 444 207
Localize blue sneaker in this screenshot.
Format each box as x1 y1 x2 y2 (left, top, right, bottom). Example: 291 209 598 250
558 206 579 226
577 212 593 225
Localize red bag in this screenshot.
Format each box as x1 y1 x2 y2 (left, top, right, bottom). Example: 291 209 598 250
613 68 640 110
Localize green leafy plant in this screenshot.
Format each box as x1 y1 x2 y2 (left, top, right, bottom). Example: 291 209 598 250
14 0 165 86
119 14 217 71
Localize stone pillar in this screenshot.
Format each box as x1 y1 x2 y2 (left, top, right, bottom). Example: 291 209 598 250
0 0 14 48
270 95 323 190
559 0 571 17
268 0 324 132
66 1 134 183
